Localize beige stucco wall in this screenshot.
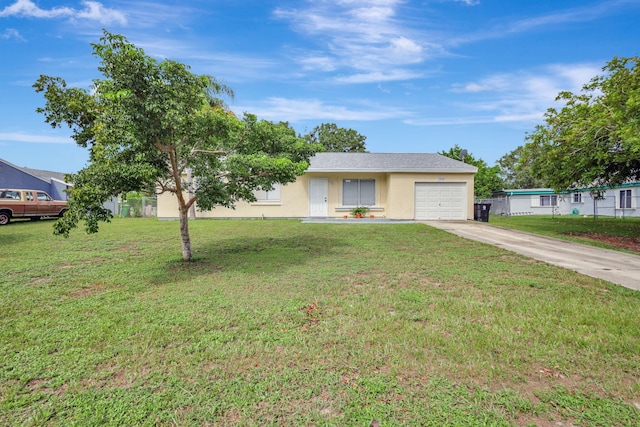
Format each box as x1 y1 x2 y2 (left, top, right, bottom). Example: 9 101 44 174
311 172 389 217
157 171 475 220
157 177 308 219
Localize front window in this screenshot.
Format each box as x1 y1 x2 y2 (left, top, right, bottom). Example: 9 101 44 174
343 179 375 206
620 189 632 209
253 183 281 202
572 193 582 203
540 195 557 207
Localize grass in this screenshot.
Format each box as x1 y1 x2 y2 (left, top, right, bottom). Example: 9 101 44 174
489 215 640 253
1 218 639 426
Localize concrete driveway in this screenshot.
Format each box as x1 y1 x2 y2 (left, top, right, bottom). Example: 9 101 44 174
426 221 640 291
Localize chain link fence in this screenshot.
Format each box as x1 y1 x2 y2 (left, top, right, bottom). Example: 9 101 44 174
579 194 640 218
119 195 157 218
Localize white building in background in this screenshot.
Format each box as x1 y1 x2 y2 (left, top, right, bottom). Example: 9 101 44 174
486 182 639 218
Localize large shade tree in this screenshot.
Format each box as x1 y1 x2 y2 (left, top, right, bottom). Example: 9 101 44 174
524 56 640 192
304 123 367 152
34 31 319 261
439 145 503 199
497 145 547 189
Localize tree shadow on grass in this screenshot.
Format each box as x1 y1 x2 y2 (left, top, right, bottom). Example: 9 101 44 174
151 234 345 284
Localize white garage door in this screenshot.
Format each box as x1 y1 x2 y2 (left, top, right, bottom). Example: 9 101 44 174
415 182 467 220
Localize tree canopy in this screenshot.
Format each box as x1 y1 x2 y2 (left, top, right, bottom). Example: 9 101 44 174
34 30 320 261
524 56 640 192
497 145 547 189
304 123 367 152
439 145 503 199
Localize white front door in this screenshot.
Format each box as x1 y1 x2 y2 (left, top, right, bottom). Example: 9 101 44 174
309 178 329 217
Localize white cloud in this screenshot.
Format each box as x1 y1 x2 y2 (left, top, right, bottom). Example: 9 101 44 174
298 54 337 72
273 0 615 86
0 0 74 18
351 6 395 22
337 0 403 6
451 74 513 94
109 2 199 29
274 0 434 83
405 116 495 126
453 1 633 45
548 64 600 90
335 69 424 83
0 28 24 40
0 0 126 25
450 82 492 93
388 37 424 61
233 97 409 122
494 113 544 123
0 132 72 144
410 62 601 127
76 1 126 25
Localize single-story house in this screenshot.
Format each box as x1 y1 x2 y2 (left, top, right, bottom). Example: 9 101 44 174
0 157 71 200
157 152 478 221
488 182 639 218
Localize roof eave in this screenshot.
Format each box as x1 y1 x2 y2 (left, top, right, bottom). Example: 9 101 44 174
307 168 477 173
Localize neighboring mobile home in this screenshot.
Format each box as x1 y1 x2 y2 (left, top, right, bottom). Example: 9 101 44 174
157 152 478 221
489 182 640 218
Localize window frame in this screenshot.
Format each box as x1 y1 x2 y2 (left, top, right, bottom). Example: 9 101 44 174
619 189 632 209
572 193 582 203
540 195 558 207
1 190 21 199
253 183 281 203
37 192 52 202
342 178 375 207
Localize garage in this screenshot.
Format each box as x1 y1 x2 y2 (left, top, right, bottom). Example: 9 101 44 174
415 182 467 220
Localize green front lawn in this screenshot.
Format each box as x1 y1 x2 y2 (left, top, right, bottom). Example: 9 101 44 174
1 219 639 426
489 215 640 253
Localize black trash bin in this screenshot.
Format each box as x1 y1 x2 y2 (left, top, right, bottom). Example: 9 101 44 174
473 203 491 222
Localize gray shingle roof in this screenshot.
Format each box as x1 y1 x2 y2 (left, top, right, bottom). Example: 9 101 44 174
307 152 478 173
0 158 70 184
22 167 69 184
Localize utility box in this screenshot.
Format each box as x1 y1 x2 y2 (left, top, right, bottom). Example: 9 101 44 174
474 203 491 222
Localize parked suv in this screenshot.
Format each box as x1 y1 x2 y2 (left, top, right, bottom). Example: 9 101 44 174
0 189 67 225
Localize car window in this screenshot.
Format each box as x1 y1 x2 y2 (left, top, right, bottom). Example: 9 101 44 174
25 192 34 201
37 192 52 202
1 191 21 199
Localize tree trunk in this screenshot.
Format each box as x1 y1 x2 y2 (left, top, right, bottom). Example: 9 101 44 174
168 148 193 262
179 204 192 262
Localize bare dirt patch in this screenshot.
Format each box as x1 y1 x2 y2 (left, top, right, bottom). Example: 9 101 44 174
563 232 640 253
29 276 50 286
68 281 108 298
26 378 67 397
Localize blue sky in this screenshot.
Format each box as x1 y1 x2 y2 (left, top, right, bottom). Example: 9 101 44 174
1 0 639 173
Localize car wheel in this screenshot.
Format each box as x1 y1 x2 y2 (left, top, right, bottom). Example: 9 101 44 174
0 212 10 225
